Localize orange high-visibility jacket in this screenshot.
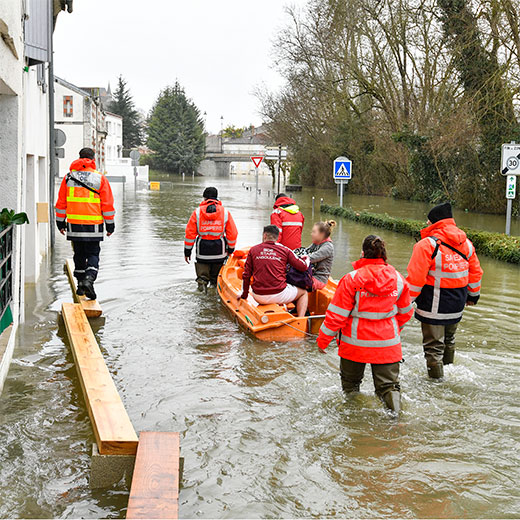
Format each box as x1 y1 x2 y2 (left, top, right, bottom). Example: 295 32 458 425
406 218 483 325
317 258 413 364
184 199 238 262
270 196 304 249
55 158 115 241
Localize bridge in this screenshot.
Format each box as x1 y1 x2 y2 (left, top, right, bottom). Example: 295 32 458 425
199 127 271 177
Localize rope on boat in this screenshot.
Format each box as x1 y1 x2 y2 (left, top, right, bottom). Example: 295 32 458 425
274 319 319 338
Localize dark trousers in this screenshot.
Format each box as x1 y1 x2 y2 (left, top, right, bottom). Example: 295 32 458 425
72 241 101 282
421 322 458 367
340 358 400 397
195 261 223 286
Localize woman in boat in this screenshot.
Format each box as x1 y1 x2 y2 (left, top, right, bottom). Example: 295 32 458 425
305 220 336 291
316 235 413 413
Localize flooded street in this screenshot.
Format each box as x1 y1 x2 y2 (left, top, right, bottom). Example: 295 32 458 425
0 174 519 519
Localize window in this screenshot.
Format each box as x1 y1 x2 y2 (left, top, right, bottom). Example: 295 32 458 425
63 96 73 118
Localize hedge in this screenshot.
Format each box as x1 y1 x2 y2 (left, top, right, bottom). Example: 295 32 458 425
321 204 520 264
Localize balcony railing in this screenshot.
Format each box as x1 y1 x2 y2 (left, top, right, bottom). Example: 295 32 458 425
0 225 14 335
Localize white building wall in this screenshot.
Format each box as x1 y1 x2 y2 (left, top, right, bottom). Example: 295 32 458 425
22 66 50 283
105 112 123 162
54 80 86 176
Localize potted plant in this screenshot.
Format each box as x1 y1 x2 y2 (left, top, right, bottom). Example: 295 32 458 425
0 208 29 229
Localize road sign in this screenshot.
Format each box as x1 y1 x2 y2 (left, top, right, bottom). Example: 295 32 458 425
130 150 141 161
334 156 352 180
265 148 287 161
55 148 65 159
251 156 263 168
501 142 520 176
506 175 517 199
54 128 66 147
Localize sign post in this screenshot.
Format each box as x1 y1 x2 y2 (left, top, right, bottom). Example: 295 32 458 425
333 156 352 207
251 156 264 192
130 150 141 189
501 142 520 235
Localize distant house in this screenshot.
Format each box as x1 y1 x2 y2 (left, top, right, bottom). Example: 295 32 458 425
54 77 109 176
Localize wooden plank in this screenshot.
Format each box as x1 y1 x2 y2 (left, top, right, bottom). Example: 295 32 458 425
62 302 138 455
126 432 180 520
65 259 102 318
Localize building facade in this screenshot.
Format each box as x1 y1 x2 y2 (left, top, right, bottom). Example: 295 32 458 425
0 0 72 393
54 77 109 176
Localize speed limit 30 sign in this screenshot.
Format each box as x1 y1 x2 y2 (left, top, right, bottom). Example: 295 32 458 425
501 143 520 176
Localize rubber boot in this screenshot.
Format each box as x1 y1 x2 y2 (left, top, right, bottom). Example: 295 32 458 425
443 347 455 365
197 279 208 294
82 277 97 300
76 280 86 296
427 363 444 379
382 390 401 414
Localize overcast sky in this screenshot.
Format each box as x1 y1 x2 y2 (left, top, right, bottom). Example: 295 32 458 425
53 0 306 134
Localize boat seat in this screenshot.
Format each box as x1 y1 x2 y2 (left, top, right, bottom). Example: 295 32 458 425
236 267 244 280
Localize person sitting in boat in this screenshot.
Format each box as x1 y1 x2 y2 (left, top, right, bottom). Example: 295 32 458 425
239 225 310 317
305 220 336 291
316 235 414 414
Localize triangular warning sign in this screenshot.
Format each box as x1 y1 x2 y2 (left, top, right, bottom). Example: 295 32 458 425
251 156 263 168
337 164 348 176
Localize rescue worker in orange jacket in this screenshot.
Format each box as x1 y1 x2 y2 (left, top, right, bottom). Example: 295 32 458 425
184 187 238 291
317 236 413 413
55 147 115 300
407 202 483 379
270 194 304 249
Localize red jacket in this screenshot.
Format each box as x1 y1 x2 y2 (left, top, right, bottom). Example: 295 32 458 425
184 199 238 262
406 218 483 325
317 258 413 364
241 241 309 298
55 158 115 242
270 196 304 249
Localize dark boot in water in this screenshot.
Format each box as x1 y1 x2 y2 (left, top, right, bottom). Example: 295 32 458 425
427 363 444 379
383 391 401 414
82 277 97 300
443 347 455 365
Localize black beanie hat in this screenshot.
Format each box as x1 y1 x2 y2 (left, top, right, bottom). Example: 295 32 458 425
203 187 218 199
428 202 453 224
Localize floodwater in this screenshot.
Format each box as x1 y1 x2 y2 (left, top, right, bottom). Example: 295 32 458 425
0 174 519 519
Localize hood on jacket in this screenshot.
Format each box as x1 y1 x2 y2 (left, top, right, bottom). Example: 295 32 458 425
351 258 397 296
199 198 222 220
421 218 467 247
70 158 96 171
273 196 300 214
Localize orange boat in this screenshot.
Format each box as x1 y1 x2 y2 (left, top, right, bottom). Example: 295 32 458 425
217 248 338 341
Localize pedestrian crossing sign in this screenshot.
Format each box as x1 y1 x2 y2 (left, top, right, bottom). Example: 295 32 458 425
333 156 352 180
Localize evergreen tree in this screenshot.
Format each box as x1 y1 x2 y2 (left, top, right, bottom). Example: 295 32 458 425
147 83 205 173
108 76 142 150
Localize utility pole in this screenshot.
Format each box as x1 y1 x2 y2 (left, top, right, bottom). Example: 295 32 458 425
48 0 56 247
277 143 282 194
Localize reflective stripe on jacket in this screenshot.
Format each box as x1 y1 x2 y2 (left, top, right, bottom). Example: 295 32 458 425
184 199 238 262
270 196 304 249
406 218 483 325
55 158 115 241
317 258 413 364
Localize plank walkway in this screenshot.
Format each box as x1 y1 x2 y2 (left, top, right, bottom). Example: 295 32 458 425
62 302 138 455
65 259 102 318
126 432 180 519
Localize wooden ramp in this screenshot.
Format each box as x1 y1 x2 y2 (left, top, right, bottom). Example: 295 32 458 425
65 259 102 318
126 432 180 519
62 302 138 455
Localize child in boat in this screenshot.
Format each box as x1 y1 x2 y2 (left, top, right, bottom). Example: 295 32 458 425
316 235 413 413
305 220 336 290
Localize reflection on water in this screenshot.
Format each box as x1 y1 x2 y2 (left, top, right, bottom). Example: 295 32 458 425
0 175 519 518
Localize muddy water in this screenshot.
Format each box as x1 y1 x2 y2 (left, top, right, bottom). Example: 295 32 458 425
0 174 519 518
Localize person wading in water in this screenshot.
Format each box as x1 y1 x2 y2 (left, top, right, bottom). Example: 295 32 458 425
317 235 413 413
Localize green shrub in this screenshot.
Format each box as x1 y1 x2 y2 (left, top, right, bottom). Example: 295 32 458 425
321 204 520 264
